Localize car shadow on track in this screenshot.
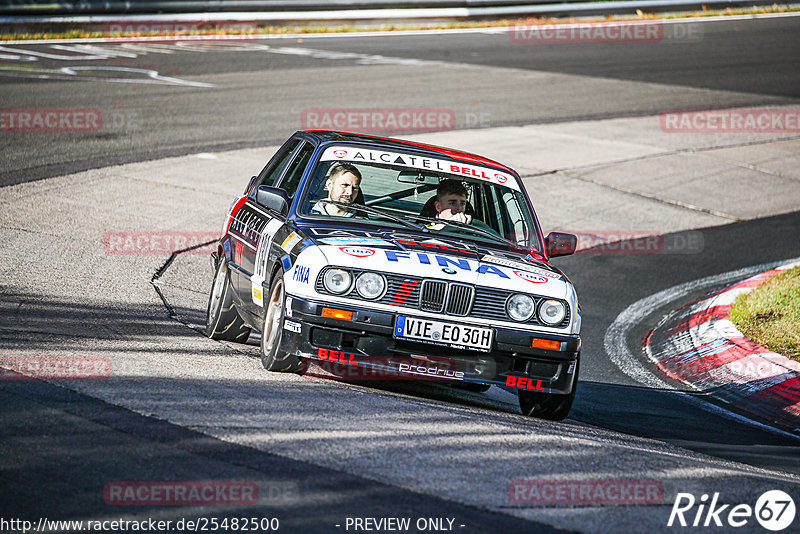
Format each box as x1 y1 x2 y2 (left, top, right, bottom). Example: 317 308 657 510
0 377 568 533
7 287 797 479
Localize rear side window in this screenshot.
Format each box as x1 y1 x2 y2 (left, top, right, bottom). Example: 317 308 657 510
277 142 315 198
255 138 301 189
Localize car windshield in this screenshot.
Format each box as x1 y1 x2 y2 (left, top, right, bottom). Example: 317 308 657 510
299 145 542 252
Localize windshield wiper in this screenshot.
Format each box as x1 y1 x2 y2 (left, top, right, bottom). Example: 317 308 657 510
318 200 430 233
413 215 520 248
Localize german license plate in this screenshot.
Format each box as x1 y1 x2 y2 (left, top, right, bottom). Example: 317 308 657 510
394 316 493 352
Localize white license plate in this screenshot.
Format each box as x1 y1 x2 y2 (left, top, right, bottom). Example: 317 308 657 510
394 316 493 352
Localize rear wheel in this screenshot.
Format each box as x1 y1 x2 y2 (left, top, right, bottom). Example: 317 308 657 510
518 358 579 421
205 259 251 342
260 270 301 372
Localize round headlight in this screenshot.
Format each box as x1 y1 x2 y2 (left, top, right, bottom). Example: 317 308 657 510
356 272 385 299
506 294 535 322
538 299 566 326
323 269 352 294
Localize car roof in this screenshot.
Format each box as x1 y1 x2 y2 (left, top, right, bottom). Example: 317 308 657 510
300 130 516 175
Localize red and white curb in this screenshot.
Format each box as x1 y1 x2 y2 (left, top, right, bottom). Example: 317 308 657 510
645 260 800 432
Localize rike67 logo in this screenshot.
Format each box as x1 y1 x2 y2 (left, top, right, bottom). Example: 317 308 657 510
668 490 795 531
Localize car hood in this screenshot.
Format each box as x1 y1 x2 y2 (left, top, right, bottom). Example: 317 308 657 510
305 228 569 299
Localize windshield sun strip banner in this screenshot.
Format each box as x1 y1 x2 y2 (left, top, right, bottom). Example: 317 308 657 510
319 146 521 192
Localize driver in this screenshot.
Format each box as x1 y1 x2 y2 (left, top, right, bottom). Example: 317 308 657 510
311 163 362 217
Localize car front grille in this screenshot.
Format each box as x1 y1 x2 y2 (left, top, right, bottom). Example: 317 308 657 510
315 268 569 328
420 280 447 312
446 283 474 316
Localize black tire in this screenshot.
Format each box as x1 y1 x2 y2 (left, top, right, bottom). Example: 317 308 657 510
205 258 251 342
518 358 579 421
260 270 301 372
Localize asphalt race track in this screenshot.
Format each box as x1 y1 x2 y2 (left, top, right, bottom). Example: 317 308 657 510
2 15 799 187
2 14 800 534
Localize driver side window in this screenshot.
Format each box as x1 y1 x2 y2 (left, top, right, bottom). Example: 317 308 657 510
276 142 314 198
254 138 301 191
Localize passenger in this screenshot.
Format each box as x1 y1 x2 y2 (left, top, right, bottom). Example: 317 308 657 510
311 163 362 217
433 179 472 225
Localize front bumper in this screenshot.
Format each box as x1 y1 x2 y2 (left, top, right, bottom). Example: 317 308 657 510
280 294 580 395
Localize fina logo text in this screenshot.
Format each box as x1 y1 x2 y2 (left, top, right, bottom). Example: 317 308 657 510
340 247 376 258
293 265 310 284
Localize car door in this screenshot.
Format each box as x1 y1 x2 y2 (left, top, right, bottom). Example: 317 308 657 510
236 140 316 321
227 137 301 305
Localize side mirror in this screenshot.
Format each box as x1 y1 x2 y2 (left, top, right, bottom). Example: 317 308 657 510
255 185 289 217
545 232 577 258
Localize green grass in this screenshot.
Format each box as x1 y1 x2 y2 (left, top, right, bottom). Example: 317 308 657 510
730 266 800 361
2 5 799 41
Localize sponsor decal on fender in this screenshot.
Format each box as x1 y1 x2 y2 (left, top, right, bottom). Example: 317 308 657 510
281 232 302 253
514 270 548 284
293 264 310 284
339 246 375 258
251 285 263 306
481 254 561 280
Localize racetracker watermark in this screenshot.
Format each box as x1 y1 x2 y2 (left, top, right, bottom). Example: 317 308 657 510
301 108 457 133
1 517 280 532
104 481 258 506
104 231 218 255
509 21 702 43
659 354 800 382
660 109 800 133
509 479 664 505
565 230 704 254
1 108 101 132
0 355 112 380
1 109 139 132
103 21 257 36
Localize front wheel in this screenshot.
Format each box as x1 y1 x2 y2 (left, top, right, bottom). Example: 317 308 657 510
260 270 301 372
205 258 251 342
518 358 579 421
